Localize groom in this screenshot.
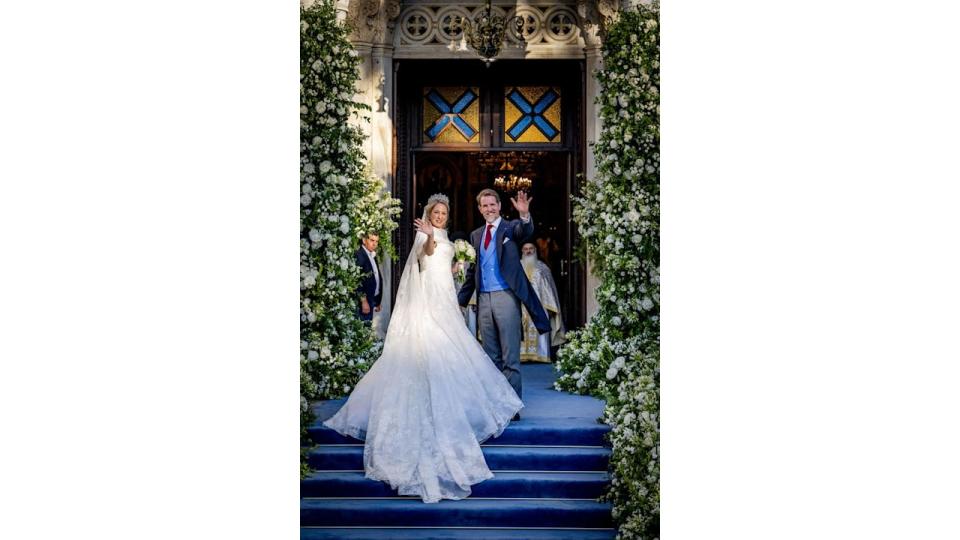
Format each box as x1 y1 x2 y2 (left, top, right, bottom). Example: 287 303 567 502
458 189 551 417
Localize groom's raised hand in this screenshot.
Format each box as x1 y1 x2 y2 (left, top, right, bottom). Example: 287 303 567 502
511 190 532 220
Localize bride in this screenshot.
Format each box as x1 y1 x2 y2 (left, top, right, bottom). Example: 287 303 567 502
323 193 523 503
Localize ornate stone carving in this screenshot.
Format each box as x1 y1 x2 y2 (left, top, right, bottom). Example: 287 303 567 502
345 0 403 45
359 0 379 18
597 0 620 20
576 0 620 45
324 1 625 60
394 1 589 59
384 0 401 21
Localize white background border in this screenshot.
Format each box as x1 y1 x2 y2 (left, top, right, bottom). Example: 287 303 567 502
2 0 959 538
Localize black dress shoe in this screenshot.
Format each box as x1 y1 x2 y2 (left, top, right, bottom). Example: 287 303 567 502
512 413 521 421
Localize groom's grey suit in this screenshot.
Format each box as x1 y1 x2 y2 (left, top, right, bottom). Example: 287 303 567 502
458 215 550 398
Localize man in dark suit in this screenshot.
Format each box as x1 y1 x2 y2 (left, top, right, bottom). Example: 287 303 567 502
458 189 550 417
356 233 383 323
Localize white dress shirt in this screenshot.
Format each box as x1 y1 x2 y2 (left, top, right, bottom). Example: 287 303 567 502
485 213 531 242
364 247 380 297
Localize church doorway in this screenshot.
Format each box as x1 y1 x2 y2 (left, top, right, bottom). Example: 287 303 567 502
413 149 572 326
393 59 586 328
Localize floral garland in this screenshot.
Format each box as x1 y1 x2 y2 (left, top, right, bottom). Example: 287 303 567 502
554 3 660 538
300 0 400 476
353 163 402 263
604 348 660 538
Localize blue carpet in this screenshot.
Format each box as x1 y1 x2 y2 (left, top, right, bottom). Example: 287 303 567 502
300 528 617 540
309 364 609 447
311 365 605 421
308 416 610 446
300 499 613 528
301 471 609 499
308 445 609 471
302 364 614 537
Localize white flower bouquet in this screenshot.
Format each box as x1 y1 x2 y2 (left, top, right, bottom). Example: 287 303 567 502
453 239 476 283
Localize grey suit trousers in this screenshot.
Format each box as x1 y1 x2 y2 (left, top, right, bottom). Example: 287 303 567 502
477 290 523 398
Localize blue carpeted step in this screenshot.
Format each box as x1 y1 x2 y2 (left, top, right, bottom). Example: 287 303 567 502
302 365 615 535
300 470 609 499
308 417 610 447
300 527 617 539
300 498 614 528
308 445 610 472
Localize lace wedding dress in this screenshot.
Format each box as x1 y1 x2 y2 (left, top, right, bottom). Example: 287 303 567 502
323 227 523 503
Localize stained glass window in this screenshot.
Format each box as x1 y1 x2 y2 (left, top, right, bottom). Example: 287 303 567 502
504 86 561 144
422 86 480 144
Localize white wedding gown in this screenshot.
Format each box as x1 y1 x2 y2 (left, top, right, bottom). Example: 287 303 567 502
323 228 523 503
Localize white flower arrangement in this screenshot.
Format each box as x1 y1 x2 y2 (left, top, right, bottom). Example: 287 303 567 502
553 3 660 538
452 239 477 283
300 0 399 478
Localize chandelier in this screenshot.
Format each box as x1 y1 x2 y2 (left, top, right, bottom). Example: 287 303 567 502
476 151 541 192
491 160 532 192
494 174 532 192
457 0 525 67
476 151 543 172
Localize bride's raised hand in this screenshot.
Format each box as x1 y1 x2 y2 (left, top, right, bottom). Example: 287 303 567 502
413 218 434 236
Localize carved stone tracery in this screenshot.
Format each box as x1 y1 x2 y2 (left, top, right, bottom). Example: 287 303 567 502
335 1 632 55
342 0 403 46
329 0 630 324
577 0 621 45
394 2 587 56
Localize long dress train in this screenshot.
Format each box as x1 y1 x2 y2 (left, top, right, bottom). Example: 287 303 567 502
323 228 523 503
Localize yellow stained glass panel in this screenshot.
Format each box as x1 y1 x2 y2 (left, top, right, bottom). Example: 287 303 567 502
504 86 561 144
422 86 480 144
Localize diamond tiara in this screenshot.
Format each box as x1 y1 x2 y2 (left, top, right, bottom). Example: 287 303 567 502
427 193 450 207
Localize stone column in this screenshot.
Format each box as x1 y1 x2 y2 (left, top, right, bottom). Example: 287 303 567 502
365 45 395 339
334 0 350 23
343 0 401 338
578 4 609 320
583 43 604 320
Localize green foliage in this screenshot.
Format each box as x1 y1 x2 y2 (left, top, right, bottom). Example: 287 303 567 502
603 348 660 540
554 3 660 538
354 163 402 262
299 0 399 477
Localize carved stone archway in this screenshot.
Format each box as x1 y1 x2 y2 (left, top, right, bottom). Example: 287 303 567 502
326 0 637 323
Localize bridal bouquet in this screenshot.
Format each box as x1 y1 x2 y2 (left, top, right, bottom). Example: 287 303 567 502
453 240 476 284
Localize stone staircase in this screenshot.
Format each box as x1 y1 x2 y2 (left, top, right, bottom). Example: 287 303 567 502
301 364 615 539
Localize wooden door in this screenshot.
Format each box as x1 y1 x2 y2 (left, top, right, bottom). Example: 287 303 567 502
393 59 586 328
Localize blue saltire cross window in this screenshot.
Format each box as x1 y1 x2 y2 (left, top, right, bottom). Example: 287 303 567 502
424 88 478 140
506 87 560 141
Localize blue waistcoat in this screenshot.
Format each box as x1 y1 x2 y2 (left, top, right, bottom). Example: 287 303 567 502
479 226 509 292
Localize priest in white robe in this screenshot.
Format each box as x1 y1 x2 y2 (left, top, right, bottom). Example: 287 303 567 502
520 242 565 363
